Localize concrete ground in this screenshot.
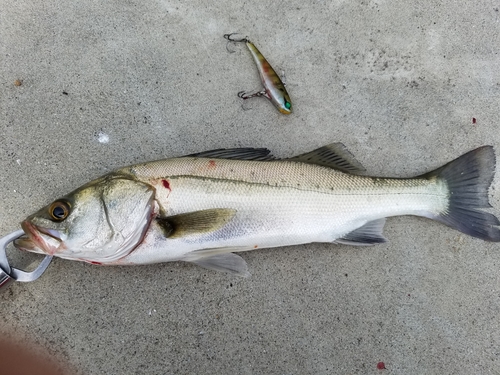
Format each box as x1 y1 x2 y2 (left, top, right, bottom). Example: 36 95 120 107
1 1 500 373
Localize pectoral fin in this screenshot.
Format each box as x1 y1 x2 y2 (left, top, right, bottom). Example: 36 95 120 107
335 218 387 246
183 246 253 277
157 208 237 239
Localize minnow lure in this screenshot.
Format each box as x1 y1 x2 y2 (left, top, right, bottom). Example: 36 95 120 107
224 33 292 114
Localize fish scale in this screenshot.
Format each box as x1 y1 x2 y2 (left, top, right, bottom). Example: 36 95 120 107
113 162 448 265
119 157 437 195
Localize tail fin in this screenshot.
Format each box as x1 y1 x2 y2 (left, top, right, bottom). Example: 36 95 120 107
425 146 500 241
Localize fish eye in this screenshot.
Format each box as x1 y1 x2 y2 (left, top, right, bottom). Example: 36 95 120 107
49 200 71 221
284 101 291 110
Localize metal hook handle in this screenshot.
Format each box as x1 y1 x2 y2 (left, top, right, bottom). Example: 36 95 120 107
0 229 52 288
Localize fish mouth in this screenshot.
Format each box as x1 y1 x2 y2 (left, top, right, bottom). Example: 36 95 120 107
15 221 65 255
278 107 292 115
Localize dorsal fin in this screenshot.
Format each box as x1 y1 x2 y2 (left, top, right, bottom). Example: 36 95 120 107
286 143 365 173
186 148 275 161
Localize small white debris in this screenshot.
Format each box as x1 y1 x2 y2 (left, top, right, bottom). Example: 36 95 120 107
97 131 109 144
16 159 21 165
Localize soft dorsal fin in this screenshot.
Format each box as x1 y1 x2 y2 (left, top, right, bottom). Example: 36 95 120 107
287 143 365 173
186 148 275 161
335 218 387 246
156 209 237 239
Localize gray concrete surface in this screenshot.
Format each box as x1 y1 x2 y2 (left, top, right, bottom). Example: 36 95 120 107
1 1 500 374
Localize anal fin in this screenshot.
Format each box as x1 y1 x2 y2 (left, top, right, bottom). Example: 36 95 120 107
336 218 387 246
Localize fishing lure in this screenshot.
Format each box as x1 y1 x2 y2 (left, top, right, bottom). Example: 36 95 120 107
224 33 292 114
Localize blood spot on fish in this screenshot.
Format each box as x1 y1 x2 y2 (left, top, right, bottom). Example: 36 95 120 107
208 160 216 169
254 245 258 249
377 362 386 370
88 261 102 265
162 179 171 190
472 117 476 124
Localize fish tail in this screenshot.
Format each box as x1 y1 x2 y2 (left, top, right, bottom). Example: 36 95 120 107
426 146 500 241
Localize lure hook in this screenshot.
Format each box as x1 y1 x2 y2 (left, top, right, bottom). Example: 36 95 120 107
0 229 52 288
223 33 249 43
238 90 266 99
223 33 249 53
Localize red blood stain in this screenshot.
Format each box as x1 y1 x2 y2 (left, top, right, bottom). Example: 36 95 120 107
472 117 476 124
208 160 216 168
162 179 171 190
89 261 102 265
253 245 258 249
377 362 386 370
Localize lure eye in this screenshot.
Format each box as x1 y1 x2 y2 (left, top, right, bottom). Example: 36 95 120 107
49 201 71 221
284 101 291 110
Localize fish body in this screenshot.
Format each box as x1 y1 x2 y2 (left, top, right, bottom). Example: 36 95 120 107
224 34 292 114
14 144 500 276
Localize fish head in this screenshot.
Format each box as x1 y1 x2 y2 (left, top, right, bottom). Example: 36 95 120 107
278 93 292 114
14 175 156 264
271 88 292 114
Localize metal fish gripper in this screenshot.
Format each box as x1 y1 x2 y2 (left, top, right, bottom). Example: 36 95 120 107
0 230 52 288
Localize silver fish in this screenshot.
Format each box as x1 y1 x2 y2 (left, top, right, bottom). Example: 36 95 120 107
14 144 500 276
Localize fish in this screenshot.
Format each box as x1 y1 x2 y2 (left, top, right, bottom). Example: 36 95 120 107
224 33 292 114
14 143 500 276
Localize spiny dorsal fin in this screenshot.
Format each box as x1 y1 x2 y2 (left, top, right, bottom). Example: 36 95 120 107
287 143 365 173
335 218 387 246
186 148 275 161
156 209 237 239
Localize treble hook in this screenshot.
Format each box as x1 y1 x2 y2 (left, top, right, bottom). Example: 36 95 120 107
223 33 249 53
0 229 52 288
223 33 249 43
